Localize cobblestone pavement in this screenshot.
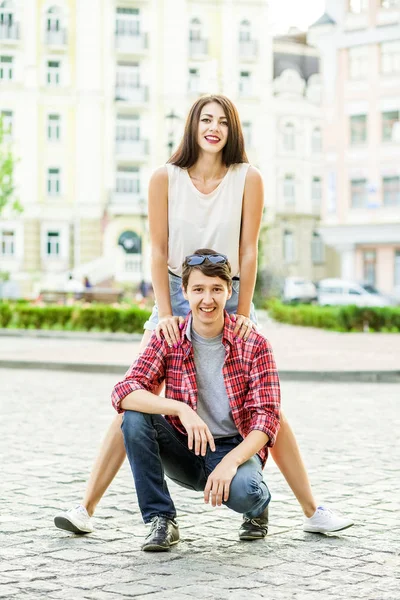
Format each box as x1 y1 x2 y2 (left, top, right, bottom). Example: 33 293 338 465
1 369 399 599
2 312 400 372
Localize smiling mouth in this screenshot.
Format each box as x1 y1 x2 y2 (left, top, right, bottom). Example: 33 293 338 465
204 136 220 143
200 307 216 313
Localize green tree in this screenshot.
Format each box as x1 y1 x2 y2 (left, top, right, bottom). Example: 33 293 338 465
0 115 22 216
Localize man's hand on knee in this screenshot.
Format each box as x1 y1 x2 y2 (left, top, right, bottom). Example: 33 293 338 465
204 459 238 507
178 404 216 456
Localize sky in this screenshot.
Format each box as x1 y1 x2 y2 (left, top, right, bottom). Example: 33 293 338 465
268 0 326 34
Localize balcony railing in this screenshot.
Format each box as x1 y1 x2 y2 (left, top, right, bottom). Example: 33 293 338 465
189 38 208 58
109 191 146 215
115 138 149 158
115 32 148 54
115 85 148 104
45 29 68 46
0 22 20 41
239 39 258 60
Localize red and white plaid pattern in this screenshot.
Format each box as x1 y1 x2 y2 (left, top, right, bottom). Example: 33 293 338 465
112 312 281 465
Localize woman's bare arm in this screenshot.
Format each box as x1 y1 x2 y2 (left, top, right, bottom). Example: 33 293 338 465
234 166 264 336
148 166 182 346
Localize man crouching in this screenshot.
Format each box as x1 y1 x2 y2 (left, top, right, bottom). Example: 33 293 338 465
111 249 281 551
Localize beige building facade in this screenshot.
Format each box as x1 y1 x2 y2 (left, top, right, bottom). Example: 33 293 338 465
309 0 400 298
261 31 338 289
0 0 272 294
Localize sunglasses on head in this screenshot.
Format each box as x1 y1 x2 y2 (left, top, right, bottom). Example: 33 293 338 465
184 254 228 266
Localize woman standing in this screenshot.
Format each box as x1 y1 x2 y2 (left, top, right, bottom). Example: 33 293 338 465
54 95 352 536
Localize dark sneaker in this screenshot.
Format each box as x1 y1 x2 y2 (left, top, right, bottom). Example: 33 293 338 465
142 516 180 552
239 506 269 541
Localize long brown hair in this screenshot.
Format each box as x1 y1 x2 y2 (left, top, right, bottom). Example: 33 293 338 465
169 95 248 168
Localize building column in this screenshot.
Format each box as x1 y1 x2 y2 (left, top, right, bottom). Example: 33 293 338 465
337 244 356 281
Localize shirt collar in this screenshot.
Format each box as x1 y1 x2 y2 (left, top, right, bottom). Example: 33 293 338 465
182 310 236 346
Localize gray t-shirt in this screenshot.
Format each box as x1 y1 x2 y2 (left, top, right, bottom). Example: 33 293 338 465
190 325 238 439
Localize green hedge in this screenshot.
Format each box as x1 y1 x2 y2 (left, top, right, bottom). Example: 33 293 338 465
267 300 400 332
0 303 151 333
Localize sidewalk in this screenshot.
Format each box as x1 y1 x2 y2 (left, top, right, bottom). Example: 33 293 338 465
1 312 399 380
1 368 399 600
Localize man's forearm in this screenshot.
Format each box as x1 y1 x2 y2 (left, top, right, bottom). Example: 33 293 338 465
120 388 183 417
223 430 269 468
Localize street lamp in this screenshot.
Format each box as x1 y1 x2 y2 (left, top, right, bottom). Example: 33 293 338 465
165 110 181 158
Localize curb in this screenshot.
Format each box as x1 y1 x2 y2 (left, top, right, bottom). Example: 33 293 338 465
1 360 399 382
0 328 143 342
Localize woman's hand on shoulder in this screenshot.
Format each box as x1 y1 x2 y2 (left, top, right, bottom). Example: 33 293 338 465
156 315 185 347
230 313 256 341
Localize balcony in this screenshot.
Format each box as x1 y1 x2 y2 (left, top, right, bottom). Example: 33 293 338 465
189 38 208 59
115 32 148 55
108 191 146 215
239 40 258 61
45 29 68 48
115 138 149 160
0 22 20 43
115 84 148 105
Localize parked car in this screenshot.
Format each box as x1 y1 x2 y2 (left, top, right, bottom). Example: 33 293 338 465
282 277 317 304
317 278 394 307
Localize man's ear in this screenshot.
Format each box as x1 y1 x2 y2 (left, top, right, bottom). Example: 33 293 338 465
227 284 232 300
182 286 188 300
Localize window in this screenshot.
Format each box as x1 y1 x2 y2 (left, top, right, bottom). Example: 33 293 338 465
1 109 12 136
116 114 140 141
0 1 14 26
189 17 202 41
47 167 60 195
46 6 61 32
283 175 295 205
382 110 400 142
381 0 399 8
350 114 367 145
239 19 251 42
116 7 140 36
349 0 368 13
311 232 325 264
382 176 400 206
351 178 368 208
0 229 15 256
0 55 13 81
242 122 252 148
116 166 140 194
116 62 140 88
394 250 400 287
47 60 60 85
46 231 60 256
239 71 251 95
47 114 61 141
283 123 295 151
312 177 322 211
348 46 368 80
312 127 322 153
363 250 376 285
188 68 200 93
381 41 400 75
283 230 295 263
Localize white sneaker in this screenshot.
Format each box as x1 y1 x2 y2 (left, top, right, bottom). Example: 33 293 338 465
54 505 94 534
303 505 354 533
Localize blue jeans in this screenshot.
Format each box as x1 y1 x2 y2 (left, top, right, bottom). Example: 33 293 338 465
143 273 258 331
121 411 271 523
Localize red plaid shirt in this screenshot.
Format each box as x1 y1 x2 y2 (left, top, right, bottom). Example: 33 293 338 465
112 311 281 466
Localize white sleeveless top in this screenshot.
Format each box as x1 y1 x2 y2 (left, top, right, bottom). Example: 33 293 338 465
166 163 250 277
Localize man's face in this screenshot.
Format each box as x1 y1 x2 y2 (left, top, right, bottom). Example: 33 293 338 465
183 270 232 330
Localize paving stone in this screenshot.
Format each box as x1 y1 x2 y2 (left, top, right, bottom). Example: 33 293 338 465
1 369 399 600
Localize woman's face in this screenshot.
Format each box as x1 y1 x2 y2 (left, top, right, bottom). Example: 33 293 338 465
196 101 229 155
